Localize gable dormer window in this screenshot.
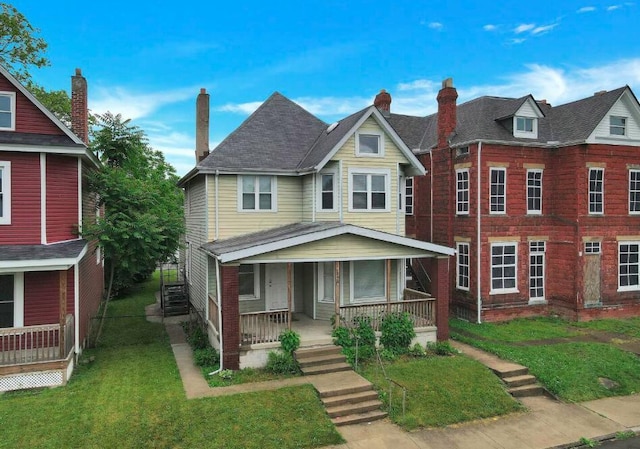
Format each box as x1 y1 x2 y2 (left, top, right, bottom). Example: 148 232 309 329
610 116 626 136
0 92 16 131
356 131 384 157
516 117 534 133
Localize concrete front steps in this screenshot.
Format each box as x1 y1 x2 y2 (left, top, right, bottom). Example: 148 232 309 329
492 365 546 397
295 346 387 426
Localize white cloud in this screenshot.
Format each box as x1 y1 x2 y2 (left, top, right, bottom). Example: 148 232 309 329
532 23 558 34
428 22 443 30
90 86 196 120
217 101 264 114
577 6 596 12
607 4 622 10
510 38 527 44
514 23 536 33
397 79 439 91
483 24 498 31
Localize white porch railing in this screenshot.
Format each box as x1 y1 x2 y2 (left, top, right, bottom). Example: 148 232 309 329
240 309 289 345
339 296 435 331
0 314 74 366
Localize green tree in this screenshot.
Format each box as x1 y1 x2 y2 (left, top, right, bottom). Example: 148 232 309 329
83 112 184 298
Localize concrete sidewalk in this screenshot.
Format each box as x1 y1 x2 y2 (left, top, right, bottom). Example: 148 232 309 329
153 308 640 449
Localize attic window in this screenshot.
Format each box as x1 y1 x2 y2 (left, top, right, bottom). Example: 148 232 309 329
456 146 469 157
513 116 537 139
356 131 384 157
610 116 626 136
0 93 16 131
516 117 534 133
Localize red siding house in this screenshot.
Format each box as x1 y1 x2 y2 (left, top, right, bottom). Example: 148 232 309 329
397 79 640 322
0 66 103 391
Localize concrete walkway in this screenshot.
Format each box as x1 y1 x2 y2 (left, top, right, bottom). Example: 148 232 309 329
151 307 640 449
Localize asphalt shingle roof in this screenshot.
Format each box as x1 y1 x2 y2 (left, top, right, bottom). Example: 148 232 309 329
0 239 87 262
0 132 83 148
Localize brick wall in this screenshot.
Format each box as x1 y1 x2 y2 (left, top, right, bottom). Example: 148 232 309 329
221 265 240 370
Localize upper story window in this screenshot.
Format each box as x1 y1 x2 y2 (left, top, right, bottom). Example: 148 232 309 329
0 93 16 131
0 161 10 225
490 167 506 214
319 172 336 211
238 175 276 211
356 131 384 157
348 168 389 212
405 177 413 215
610 116 627 136
588 168 604 215
630 169 640 214
456 146 469 157
456 169 469 215
514 116 537 138
527 169 543 214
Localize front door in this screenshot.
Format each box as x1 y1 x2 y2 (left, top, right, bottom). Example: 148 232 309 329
265 264 289 310
584 254 601 307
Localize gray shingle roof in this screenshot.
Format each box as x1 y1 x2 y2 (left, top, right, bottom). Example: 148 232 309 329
0 132 83 148
0 239 87 261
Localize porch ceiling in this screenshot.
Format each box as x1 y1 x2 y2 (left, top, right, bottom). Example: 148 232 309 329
201 222 455 264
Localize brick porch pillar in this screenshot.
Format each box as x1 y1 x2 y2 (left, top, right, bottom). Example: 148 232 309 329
430 256 451 341
221 265 240 370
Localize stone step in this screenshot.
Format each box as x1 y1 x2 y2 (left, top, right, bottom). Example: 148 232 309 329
297 353 347 368
326 399 383 418
319 383 374 399
509 384 545 397
503 374 538 388
322 390 380 407
492 366 529 379
331 410 388 427
295 345 342 360
301 362 352 376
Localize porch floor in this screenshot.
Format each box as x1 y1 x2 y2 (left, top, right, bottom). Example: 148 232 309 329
291 314 333 347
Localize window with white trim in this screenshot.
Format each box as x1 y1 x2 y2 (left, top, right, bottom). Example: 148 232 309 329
516 117 534 133
0 274 15 328
239 264 260 299
239 175 276 211
456 242 470 290
405 177 413 215
0 161 10 224
630 170 640 214
619 242 639 291
529 241 545 300
490 168 506 214
490 242 517 293
588 168 604 214
585 241 601 254
318 262 335 303
356 131 383 156
0 92 16 130
349 169 389 211
456 169 469 215
352 260 385 301
610 116 626 136
527 169 543 214
319 172 335 211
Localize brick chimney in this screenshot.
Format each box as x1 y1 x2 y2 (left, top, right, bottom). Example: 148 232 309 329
374 89 392 117
196 88 210 162
436 78 458 149
71 68 89 145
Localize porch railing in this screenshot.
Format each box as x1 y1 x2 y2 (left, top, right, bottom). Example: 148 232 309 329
339 296 435 331
240 309 289 345
0 314 75 366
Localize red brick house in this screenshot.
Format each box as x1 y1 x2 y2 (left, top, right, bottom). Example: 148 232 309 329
397 78 640 322
0 66 103 391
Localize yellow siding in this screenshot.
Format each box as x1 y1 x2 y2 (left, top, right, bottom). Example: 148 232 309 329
241 234 425 262
302 174 314 222
216 175 303 239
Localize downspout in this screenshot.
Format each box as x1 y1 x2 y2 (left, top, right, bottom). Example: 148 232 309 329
74 264 80 356
209 257 223 375
476 141 483 324
312 173 316 222
215 170 219 240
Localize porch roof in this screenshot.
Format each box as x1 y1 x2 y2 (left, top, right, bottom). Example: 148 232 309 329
201 222 455 264
0 239 88 272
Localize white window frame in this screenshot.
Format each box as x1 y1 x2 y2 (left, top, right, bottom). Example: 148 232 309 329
585 241 601 254
0 92 16 131
514 116 537 138
239 263 261 300
456 242 470 291
490 242 518 294
618 241 640 292
355 130 384 157
0 161 10 224
317 262 335 303
489 167 506 215
526 169 543 215
405 177 413 215
237 175 277 212
317 170 337 212
630 169 640 215
529 241 546 302
456 169 469 215
0 273 24 328
350 259 387 303
588 168 604 215
347 168 390 212
610 116 627 136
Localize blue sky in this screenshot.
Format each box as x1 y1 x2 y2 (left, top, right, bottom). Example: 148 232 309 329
13 0 640 175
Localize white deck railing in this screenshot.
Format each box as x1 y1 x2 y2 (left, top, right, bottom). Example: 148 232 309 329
339 296 435 331
240 309 289 345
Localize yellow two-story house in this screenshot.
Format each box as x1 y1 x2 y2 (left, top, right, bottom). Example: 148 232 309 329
179 89 454 370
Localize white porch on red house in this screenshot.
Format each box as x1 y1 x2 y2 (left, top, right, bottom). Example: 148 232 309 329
201 222 455 370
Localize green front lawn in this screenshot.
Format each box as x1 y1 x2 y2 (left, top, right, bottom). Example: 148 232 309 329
0 273 343 449
360 355 523 429
451 318 640 402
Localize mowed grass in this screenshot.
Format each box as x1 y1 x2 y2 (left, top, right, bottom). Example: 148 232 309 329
0 273 343 449
451 318 640 402
451 316 580 342
572 317 640 339
361 355 523 429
